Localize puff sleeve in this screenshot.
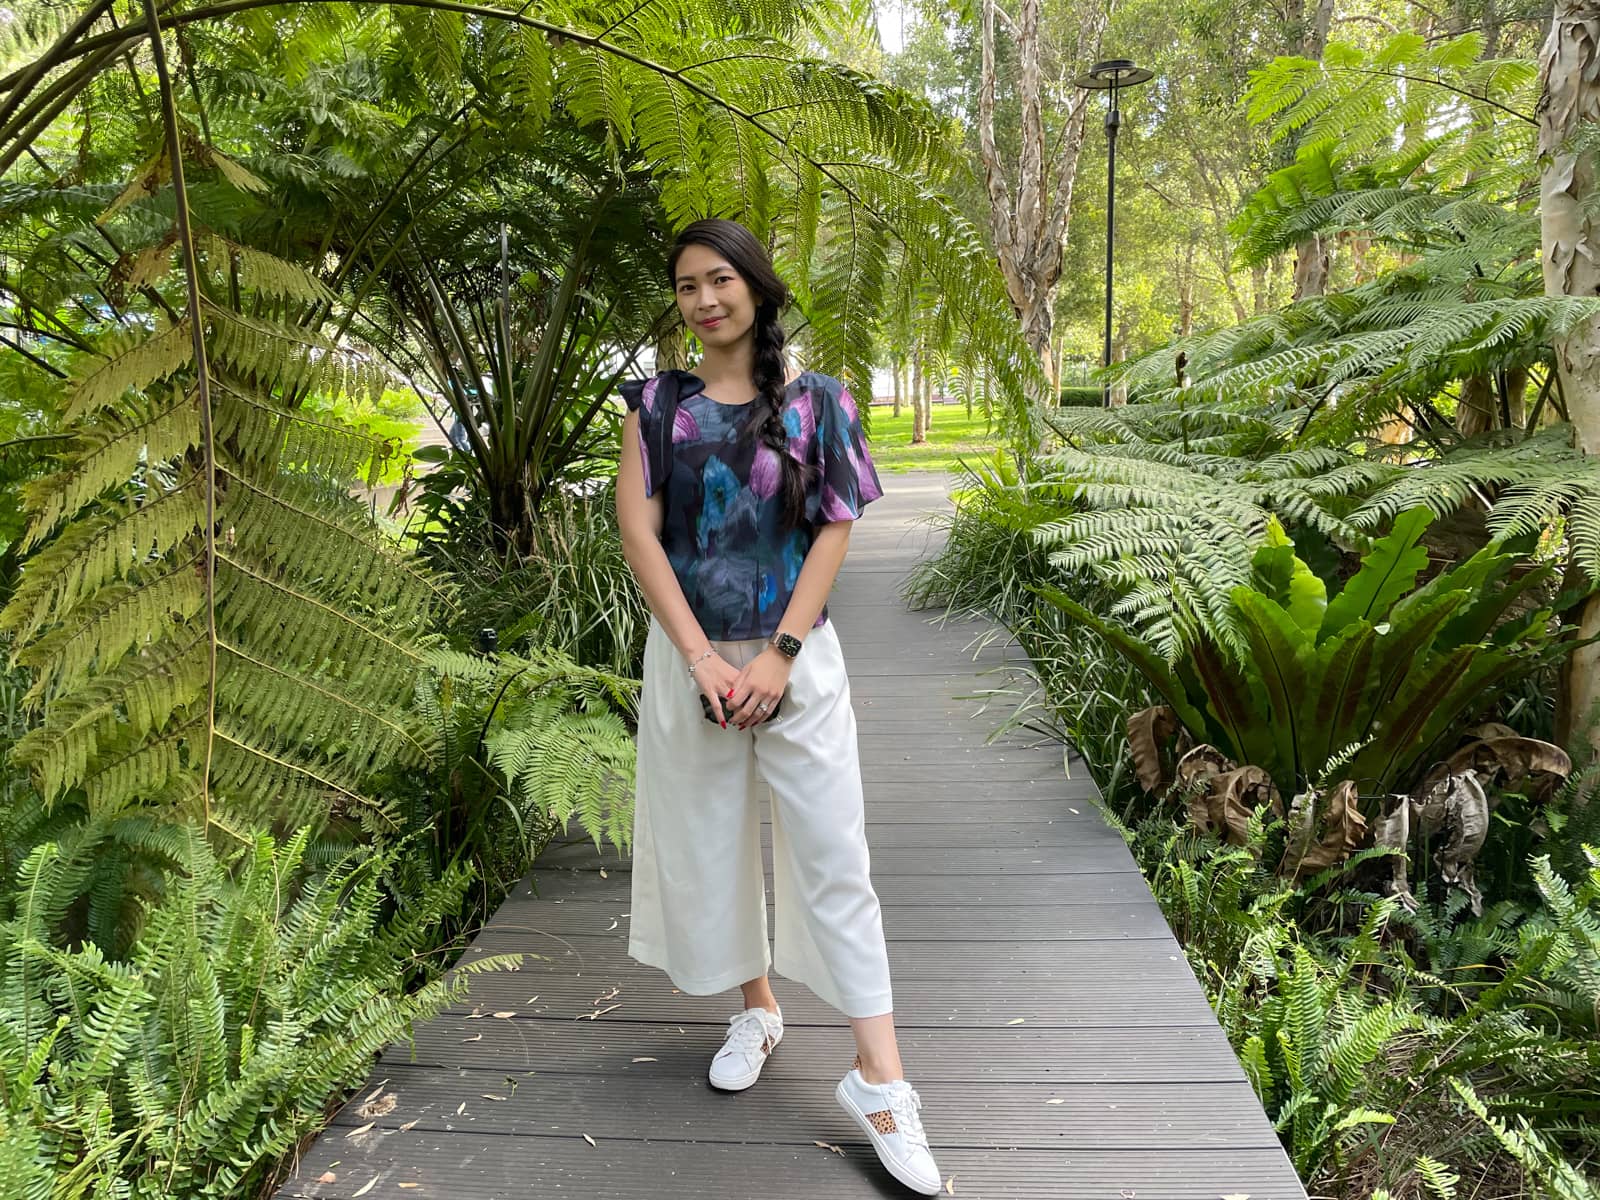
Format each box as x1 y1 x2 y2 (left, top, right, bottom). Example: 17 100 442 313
812 380 883 523
619 374 668 497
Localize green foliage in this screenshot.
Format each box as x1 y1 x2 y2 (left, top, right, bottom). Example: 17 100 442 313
1128 801 1600 1195
420 482 652 680
1035 402 1600 653
1058 386 1105 407
380 642 639 907
1036 506 1574 796
0 824 514 1199
1 122 452 838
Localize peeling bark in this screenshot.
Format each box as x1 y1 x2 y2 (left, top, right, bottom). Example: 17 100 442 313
978 0 1108 396
1540 2 1600 756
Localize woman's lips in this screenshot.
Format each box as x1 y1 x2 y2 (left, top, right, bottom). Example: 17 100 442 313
700 317 724 329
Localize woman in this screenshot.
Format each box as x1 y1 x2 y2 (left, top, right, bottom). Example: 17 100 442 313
614 218 942 1196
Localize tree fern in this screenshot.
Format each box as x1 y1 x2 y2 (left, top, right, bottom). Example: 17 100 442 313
3 101 449 836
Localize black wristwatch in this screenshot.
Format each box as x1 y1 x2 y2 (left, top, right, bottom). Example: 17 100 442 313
768 631 803 660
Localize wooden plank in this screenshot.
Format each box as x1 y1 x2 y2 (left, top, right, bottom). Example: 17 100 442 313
320 1068 1281 1152
456 930 1210 987
279 1134 1303 1200
487 899 1177 941
532 842 1145 875
379 1022 1251 1083
519 868 1156 906
437 970 1223 1029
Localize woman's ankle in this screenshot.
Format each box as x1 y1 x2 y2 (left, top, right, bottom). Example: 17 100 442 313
738 977 779 1014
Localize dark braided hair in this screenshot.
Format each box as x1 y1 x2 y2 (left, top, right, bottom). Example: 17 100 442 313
668 219 816 530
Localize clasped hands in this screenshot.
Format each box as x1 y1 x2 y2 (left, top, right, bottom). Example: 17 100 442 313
692 646 792 731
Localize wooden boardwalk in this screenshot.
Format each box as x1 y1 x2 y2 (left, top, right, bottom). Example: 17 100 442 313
278 472 1306 1200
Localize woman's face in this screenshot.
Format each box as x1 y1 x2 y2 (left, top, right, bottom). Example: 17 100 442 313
673 242 759 352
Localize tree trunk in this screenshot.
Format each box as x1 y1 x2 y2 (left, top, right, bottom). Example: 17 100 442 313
978 0 1109 400
655 323 690 371
1109 316 1130 406
1541 2 1600 755
1250 262 1269 315
1456 374 1498 437
1286 0 1338 300
893 358 903 419
1177 236 1197 337
922 360 935 432
911 351 927 444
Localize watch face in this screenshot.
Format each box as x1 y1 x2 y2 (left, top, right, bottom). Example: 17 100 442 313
774 633 802 657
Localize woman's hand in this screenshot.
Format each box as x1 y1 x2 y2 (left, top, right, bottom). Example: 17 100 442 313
692 653 740 729
726 646 793 730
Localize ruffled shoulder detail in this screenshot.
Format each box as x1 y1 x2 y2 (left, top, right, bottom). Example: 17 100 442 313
619 370 706 497
619 369 705 414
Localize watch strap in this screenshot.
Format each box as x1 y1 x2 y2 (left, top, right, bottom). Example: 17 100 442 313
769 631 802 659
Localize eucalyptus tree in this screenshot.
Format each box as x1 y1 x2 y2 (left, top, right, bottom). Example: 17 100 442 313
1538 1 1600 752
976 0 1109 393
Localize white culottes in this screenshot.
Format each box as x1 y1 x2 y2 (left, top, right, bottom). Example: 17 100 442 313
627 616 894 1018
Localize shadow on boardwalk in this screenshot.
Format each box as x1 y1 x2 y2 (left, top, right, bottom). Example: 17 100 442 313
277 471 1307 1200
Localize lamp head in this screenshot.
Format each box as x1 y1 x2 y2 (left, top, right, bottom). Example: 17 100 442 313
1073 59 1154 90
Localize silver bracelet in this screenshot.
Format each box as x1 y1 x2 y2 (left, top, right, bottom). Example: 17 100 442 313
686 648 715 676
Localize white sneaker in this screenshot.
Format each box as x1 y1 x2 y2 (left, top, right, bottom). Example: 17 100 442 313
707 1006 783 1091
835 1058 943 1195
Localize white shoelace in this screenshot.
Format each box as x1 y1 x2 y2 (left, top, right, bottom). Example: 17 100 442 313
722 1008 781 1061
883 1081 928 1148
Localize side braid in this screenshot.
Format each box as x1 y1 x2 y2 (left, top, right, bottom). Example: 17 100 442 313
751 300 815 530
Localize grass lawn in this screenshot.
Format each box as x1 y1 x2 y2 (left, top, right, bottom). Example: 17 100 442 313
862 404 1002 474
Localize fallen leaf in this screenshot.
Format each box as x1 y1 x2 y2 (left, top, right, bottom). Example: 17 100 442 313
527 995 539 1004
599 868 608 878
812 1140 846 1156
317 1172 337 1184
1068 807 1080 815
345 1122 374 1139
364 1083 386 1103
1120 1191 1136 1199
582 1133 597 1147
352 1179 377 1198
455 1102 466 1116
1045 1099 1065 1106
606 918 619 931
355 1092 397 1118
1006 1018 1025 1025
492 1011 516 1019
946 1179 956 1195
1219 1195 1250 1199
461 1034 482 1043
398 1185 419 1191
632 1057 658 1063
594 987 621 1003
580 1003 621 1020
398 1119 418 1132
465 1009 484 1020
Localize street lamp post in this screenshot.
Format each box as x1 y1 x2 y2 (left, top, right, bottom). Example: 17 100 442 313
1073 59 1153 406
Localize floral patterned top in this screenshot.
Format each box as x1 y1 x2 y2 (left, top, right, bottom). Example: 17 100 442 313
620 369 883 640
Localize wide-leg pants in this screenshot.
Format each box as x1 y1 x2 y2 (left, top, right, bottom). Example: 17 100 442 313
627 615 894 1018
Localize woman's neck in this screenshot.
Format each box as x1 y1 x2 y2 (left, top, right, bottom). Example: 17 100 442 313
692 337 756 388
